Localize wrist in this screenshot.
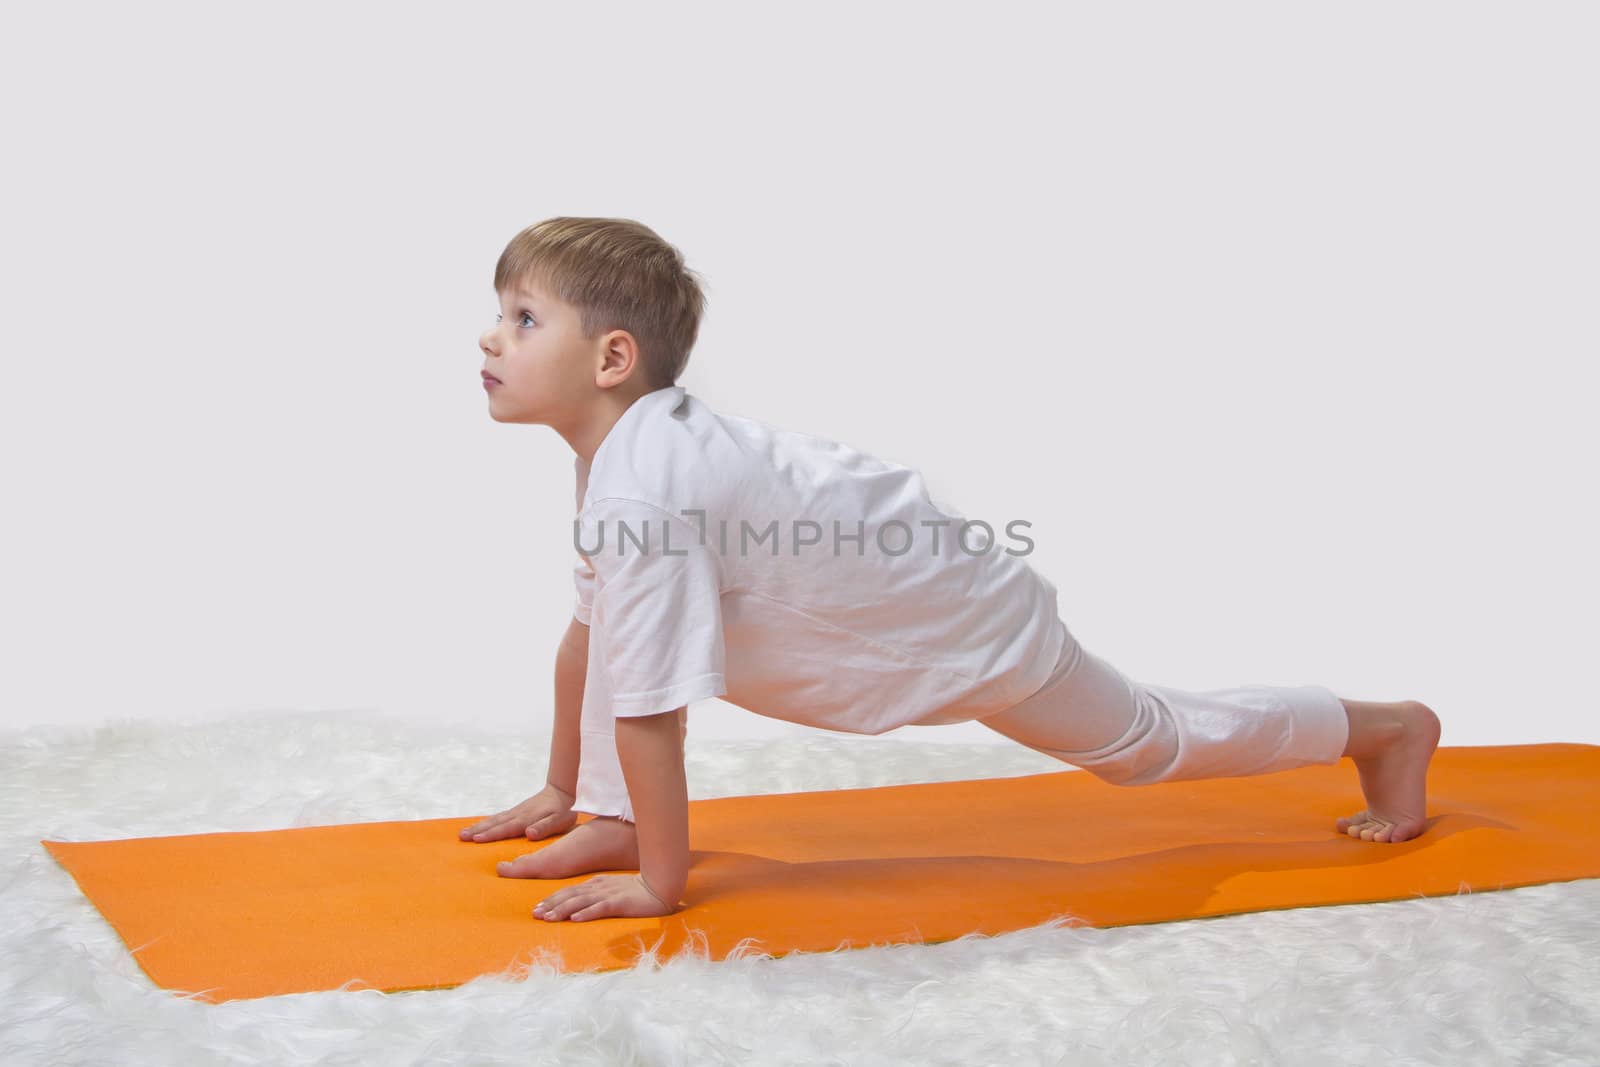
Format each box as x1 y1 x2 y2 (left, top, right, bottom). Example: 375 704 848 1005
546 781 575 803
635 872 675 910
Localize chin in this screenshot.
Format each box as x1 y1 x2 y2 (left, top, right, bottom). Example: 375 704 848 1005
486 394 516 423
487 401 536 426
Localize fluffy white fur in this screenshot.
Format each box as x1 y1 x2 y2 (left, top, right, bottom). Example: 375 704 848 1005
6 710 1598 1065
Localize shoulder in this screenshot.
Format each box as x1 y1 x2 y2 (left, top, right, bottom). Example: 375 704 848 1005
585 392 751 518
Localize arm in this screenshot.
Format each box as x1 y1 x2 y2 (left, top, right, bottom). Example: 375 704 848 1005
458 615 589 843
615 707 691 909
545 615 589 799
531 703 689 922
529 501 717 920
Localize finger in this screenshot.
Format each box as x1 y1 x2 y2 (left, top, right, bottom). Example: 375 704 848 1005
466 813 525 841
460 812 508 836
525 812 566 840
533 885 572 911
536 887 592 921
465 824 511 842
533 894 569 920
567 897 615 922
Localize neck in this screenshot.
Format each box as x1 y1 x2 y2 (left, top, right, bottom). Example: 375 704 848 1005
565 385 654 465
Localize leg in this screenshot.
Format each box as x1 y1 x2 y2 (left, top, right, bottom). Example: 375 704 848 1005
497 814 641 878
503 707 688 879
977 631 1440 841
979 635 1352 785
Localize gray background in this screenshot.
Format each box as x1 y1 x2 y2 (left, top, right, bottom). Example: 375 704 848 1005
3 1 1594 747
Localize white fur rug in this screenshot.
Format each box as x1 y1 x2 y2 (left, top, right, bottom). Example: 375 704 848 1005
6 710 1598 1066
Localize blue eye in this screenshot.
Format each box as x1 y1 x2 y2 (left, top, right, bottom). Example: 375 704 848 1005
493 312 536 327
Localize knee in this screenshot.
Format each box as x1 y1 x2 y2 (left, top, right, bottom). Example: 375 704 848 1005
1088 765 1145 788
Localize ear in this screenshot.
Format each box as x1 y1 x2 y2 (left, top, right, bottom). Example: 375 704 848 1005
594 328 643 389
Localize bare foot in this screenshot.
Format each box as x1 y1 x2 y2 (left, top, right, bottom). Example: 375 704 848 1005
497 815 640 879
1337 700 1442 843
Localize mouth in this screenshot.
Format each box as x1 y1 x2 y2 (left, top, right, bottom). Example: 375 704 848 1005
481 371 502 386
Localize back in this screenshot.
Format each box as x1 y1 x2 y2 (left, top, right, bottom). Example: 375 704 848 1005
575 385 1065 735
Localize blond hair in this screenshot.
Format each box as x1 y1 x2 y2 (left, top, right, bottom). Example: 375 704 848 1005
493 217 708 390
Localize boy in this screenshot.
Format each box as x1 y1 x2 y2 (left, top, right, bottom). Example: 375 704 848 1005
460 217 1442 924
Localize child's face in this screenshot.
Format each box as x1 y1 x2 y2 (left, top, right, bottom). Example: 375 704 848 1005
478 280 601 427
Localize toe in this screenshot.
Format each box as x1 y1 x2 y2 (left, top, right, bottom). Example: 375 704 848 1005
1337 810 1369 832
498 854 540 878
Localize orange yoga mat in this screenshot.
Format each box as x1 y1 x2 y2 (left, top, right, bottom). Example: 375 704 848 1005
41 742 1600 1004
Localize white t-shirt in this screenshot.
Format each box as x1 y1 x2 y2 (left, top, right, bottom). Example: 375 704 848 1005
569 384 1066 820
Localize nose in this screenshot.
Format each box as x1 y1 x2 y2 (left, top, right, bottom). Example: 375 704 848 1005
478 328 498 357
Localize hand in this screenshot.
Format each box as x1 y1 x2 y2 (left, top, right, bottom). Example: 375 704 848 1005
460 783 578 843
533 872 679 922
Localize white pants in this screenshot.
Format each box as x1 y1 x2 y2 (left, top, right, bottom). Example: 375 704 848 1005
573 625 1351 822
976 624 1350 786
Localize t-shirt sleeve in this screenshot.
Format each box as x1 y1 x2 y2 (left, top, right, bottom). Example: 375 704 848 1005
585 499 727 718
572 551 595 625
